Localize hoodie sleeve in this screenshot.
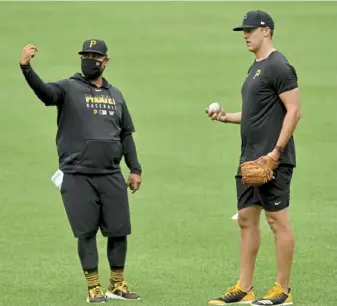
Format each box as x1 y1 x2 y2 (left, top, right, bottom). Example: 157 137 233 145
119 97 141 174
121 133 142 175
121 98 136 134
20 63 65 106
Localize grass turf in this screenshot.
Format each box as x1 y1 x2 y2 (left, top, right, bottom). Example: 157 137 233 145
0 1 336 305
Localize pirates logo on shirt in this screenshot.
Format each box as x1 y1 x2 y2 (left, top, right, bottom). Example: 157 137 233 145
84 94 116 116
253 69 261 79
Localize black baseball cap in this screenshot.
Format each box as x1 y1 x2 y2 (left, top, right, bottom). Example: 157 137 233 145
233 10 274 31
78 39 108 56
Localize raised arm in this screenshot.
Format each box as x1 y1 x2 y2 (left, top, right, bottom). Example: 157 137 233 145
20 44 65 106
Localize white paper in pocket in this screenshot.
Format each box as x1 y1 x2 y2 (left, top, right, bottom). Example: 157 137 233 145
51 169 64 190
231 212 239 220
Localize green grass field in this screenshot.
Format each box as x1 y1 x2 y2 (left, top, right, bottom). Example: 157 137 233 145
1 1 337 305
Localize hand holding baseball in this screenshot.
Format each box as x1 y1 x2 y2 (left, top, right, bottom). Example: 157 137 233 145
205 102 227 122
20 44 39 65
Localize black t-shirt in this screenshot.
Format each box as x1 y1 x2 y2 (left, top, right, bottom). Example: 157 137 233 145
240 50 298 166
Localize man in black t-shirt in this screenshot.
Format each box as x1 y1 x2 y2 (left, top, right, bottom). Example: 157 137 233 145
20 40 142 303
206 11 301 306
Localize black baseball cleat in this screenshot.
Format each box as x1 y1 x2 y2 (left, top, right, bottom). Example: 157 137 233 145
86 285 106 303
251 282 293 305
208 281 255 305
105 280 140 300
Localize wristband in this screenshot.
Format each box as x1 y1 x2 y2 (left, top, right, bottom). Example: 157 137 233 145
274 146 284 154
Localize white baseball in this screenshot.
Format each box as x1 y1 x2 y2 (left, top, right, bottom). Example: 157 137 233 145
208 102 221 113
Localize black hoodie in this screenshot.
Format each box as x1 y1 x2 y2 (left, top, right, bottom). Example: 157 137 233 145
20 64 142 175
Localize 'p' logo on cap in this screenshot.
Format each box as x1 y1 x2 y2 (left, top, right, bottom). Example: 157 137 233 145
79 39 108 56
89 40 97 48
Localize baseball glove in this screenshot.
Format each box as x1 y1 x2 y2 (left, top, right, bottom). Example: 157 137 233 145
240 155 278 187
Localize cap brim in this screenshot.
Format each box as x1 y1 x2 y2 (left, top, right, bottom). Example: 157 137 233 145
232 25 259 31
78 50 106 56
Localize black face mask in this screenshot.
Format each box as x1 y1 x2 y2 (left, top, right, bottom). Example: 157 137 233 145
81 58 104 80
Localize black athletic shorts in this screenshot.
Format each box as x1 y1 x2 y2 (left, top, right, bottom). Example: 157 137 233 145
60 172 131 238
235 165 294 212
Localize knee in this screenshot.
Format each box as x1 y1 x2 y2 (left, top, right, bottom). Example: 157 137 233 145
78 235 97 253
108 236 128 251
108 235 127 241
78 234 96 242
108 236 127 245
238 211 258 229
266 214 291 234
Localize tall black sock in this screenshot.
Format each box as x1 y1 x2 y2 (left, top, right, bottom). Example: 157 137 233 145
78 235 100 287
107 236 127 282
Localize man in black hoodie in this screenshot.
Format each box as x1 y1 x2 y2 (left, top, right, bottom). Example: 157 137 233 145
20 40 142 304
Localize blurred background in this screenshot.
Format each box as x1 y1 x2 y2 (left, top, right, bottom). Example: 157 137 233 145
0 1 336 305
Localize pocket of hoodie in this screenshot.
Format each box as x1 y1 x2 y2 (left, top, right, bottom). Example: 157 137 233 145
77 139 122 170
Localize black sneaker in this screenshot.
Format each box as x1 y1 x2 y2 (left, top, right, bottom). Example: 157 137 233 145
86 285 106 303
105 280 140 300
252 282 293 305
208 281 255 305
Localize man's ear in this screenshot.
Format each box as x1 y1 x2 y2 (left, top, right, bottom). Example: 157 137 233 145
264 27 272 38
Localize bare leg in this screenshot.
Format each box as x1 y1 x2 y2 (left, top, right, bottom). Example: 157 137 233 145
238 205 263 291
266 208 295 292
